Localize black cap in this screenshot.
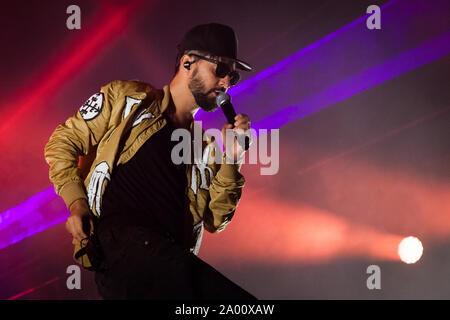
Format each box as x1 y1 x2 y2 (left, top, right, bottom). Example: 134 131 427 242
177 23 252 72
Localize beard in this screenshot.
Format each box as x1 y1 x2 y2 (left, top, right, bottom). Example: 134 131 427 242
188 69 219 112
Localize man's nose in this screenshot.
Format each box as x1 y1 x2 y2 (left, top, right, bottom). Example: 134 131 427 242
218 74 231 90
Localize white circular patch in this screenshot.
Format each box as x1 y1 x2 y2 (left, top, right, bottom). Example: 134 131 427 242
79 92 104 121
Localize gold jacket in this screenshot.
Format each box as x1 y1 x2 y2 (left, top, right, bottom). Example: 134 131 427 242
44 80 245 269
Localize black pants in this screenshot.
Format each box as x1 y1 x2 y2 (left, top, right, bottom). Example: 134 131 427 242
93 225 256 300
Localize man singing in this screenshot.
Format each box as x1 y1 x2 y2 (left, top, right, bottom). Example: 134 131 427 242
44 23 255 299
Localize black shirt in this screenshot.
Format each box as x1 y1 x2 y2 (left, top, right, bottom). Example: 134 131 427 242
99 117 193 247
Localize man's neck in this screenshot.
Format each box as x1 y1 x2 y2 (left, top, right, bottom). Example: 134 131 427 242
167 78 199 129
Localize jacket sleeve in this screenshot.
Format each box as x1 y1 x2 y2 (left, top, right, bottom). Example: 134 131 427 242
44 82 117 209
205 162 245 233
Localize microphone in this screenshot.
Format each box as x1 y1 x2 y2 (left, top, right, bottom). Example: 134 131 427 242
216 92 236 127
216 92 250 151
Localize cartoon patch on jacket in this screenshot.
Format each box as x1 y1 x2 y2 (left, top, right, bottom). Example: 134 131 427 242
79 92 104 121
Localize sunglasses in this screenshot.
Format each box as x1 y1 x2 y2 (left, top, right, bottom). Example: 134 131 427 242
188 53 240 86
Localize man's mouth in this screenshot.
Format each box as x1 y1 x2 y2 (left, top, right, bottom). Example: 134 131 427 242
210 88 224 95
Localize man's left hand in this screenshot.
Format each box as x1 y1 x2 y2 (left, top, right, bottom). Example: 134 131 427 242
221 113 252 163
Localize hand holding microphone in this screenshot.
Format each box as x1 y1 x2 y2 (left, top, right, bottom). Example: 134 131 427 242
216 93 251 161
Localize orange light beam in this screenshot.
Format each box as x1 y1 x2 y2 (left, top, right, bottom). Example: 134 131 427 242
297 105 450 176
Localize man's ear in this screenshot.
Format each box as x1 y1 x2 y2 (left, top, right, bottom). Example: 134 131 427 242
181 54 192 71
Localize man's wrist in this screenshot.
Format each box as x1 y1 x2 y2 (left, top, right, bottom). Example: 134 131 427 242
59 181 88 210
68 198 89 212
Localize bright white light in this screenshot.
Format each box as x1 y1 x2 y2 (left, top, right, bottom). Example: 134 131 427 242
398 236 423 264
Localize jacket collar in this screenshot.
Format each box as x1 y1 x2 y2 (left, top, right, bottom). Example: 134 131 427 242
160 85 171 114
126 84 171 116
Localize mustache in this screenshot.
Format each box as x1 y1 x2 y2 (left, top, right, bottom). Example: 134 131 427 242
207 87 225 94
